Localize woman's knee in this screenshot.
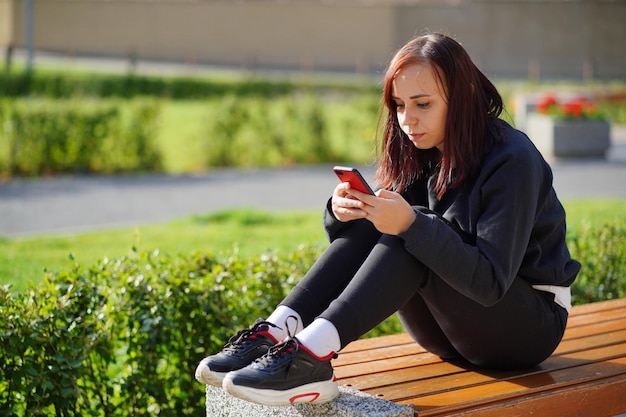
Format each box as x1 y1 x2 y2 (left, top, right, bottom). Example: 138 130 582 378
397 295 461 360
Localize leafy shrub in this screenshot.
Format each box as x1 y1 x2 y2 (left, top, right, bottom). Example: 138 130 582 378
0 71 376 100
596 100 626 124
569 220 626 304
1 92 380 177
0 245 321 417
202 93 377 168
0 99 162 176
91 99 163 173
203 94 335 167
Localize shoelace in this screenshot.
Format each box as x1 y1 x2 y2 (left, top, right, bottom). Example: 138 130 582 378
223 321 278 353
254 338 299 367
251 315 301 367
284 315 299 339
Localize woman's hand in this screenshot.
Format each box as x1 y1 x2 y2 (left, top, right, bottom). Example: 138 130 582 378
332 184 416 235
360 189 416 235
331 182 370 222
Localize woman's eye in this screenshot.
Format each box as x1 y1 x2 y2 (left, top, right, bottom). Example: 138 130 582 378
395 103 405 110
417 102 430 109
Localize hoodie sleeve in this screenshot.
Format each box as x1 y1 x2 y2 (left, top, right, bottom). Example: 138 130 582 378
323 197 349 242
398 136 559 307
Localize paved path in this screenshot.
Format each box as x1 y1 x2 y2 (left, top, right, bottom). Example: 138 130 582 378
1 129 625 237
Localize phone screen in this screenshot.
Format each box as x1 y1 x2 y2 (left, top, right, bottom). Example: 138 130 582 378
333 166 375 195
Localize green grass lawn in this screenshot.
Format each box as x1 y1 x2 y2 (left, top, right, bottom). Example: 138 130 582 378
1 199 624 293
0 209 328 293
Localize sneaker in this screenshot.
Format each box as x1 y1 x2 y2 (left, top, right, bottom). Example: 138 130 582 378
222 337 339 406
195 319 279 386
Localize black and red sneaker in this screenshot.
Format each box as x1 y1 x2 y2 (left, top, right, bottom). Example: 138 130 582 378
222 337 338 406
195 319 279 386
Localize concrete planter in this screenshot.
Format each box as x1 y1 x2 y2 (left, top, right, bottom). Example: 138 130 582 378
526 114 611 158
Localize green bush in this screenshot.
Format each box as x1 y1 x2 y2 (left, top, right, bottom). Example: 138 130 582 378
203 94 339 167
0 99 162 176
91 99 163 173
597 100 626 124
569 219 626 304
0 71 376 100
0 245 321 417
0 93 379 177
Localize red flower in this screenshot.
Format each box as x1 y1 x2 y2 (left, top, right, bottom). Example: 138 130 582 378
561 97 595 119
536 94 599 120
536 94 558 114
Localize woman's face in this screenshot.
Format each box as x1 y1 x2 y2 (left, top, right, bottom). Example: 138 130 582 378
391 63 448 152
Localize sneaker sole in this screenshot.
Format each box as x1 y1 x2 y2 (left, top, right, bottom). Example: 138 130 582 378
194 361 227 387
223 375 339 406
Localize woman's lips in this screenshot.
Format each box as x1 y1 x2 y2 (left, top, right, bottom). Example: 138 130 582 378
408 133 425 142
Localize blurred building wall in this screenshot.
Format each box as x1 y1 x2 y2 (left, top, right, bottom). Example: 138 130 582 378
0 0 13 51
1 0 625 79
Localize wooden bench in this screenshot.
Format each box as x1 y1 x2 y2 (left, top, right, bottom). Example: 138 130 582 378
332 298 626 417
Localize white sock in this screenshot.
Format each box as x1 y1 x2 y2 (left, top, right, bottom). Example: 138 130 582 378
295 318 341 359
266 305 303 341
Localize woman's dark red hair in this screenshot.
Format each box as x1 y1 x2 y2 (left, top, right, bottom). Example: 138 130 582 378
375 33 503 198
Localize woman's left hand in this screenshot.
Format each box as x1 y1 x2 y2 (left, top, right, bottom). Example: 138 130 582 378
351 189 416 235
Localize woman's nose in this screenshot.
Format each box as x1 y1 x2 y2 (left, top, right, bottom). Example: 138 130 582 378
404 107 418 125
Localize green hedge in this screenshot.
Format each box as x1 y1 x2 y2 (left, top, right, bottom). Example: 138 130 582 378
0 71 377 99
569 219 626 303
0 245 321 417
162 92 379 169
0 99 162 176
204 94 338 167
0 94 380 176
0 72 290 99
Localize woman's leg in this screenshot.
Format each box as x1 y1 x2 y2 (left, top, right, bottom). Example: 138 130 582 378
290 226 566 369
317 233 430 348
222 232 431 406
280 219 383 327
408 273 568 369
398 289 462 360
281 219 566 369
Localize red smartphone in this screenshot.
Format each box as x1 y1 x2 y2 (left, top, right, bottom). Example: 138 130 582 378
333 166 375 195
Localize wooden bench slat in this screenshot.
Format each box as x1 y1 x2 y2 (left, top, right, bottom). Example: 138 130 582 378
368 341 626 401
444 374 626 417
342 341 626 402
335 329 626 389
556 328 626 354
403 355 626 410
398 356 626 416
562 315 626 340
338 357 461 389
339 333 414 353
333 319 626 370
565 306 626 328
565 298 626 316
411 373 626 417
333 341 426 367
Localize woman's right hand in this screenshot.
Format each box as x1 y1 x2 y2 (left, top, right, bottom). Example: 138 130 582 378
331 182 370 222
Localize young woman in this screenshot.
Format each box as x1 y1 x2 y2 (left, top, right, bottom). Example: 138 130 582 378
195 32 580 407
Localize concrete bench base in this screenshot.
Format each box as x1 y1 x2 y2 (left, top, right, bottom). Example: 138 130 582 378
205 384 413 417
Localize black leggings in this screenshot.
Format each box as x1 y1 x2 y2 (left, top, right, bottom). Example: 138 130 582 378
281 218 568 370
